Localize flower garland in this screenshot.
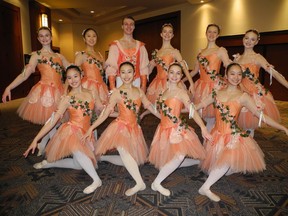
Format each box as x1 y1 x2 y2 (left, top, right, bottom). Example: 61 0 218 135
197 54 226 89
83 51 105 76
119 90 139 123
212 89 250 137
151 49 169 72
36 51 65 75
69 96 92 117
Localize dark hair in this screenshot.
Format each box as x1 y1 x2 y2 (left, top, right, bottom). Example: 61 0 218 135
245 29 260 40
119 61 135 72
226 62 242 74
122 16 135 25
64 65 82 92
82 28 98 38
161 23 174 32
206 24 220 34
37 26 52 35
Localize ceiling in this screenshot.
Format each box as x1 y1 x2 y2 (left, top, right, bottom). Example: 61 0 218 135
35 0 212 25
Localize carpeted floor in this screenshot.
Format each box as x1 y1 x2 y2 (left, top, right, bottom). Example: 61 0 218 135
0 99 287 216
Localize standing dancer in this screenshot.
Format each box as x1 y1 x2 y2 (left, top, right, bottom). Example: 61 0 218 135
24 65 102 194
195 63 288 202
105 16 149 91
149 63 211 196
75 28 109 110
83 61 160 196
188 24 231 132
234 29 288 137
2 26 70 125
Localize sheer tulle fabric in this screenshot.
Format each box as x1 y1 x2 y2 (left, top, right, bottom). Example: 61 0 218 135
45 102 97 166
17 57 64 125
149 98 206 169
200 100 266 174
95 98 148 165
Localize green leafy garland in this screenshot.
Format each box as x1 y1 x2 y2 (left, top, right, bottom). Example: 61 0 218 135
151 49 169 72
36 50 65 75
69 96 92 117
119 90 140 123
82 51 105 76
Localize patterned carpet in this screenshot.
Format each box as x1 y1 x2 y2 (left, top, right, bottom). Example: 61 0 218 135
0 99 287 216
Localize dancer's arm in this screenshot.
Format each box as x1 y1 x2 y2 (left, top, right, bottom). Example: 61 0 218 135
218 47 232 68
23 96 70 157
140 88 161 119
240 93 288 135
2 53 38 102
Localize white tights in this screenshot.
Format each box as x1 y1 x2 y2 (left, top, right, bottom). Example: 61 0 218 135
198 166 229 202
35 151 101 194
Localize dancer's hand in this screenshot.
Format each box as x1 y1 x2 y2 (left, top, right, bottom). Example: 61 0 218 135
2 88 11 103
23 140 38 158
188 85 195 95
201 128 213 142
82 128 93 143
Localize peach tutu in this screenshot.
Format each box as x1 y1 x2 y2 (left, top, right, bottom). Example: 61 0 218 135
149 97 206 169
17 57 64 125
193 52 223 119
200 97 266 174
81 60 109 104
45 100 96 166
238 63 280 129
95 96 148 165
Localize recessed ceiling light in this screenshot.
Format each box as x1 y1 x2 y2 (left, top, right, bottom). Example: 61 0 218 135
59 19 63 22
200 0 204 3
90 11 95 13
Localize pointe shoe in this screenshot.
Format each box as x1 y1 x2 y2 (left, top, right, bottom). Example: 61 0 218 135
125 183 146 196
151 182 171 196
83 180 102 194
198 187 220 202
33 160 48 169
37 143 45 156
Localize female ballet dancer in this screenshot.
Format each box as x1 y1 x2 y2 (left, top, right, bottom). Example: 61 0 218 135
141 23 194 119
2 26 70 125
23 65 103 194
234 29 288 137
75 28 109 109
195 63 288 202
82 61 160 196
188 24 231 131
149 63 212 196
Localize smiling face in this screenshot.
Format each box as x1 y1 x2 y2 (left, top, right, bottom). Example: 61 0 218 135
161 25 174 41
243 31 259 49
66 68 82 89
226 64 243 86
168 64 183 84
206 25 219 42
119 63 135 84
37 29 52 46
122 18 135 35
83 29 97 46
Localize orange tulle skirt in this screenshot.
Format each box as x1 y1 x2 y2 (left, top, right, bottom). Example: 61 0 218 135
45 122 97 166
149 125 206 169
200 130 266 174
95 119 148 165
82 78 109 105
17 82 63 125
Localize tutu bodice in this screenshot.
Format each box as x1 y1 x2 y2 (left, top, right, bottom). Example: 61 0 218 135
117 97 141 126
241 63 261 92
160 98 183 128
155 54 174 79
198 52 222 82
81 62 104 82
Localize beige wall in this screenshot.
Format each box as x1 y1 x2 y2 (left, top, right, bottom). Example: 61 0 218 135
4 0 31 54
7 0 288 67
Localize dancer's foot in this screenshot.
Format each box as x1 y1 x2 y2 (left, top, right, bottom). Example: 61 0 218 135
198 187 220 202
151 182 171 196
33 160 48 169
37 143 45 156
83 180 102 194
125 183 146 196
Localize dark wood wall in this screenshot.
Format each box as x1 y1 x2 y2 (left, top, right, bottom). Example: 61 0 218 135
217 30 288 101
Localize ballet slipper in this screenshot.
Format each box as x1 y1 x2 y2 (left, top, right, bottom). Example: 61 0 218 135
33 160 48 169
83 180 102 194
151 182 171 196
125 183 146 196
198 187 220 202
37 143 45 157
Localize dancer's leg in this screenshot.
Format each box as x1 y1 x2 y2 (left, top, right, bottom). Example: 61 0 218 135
117 147 146 196
100 155 124 166
198 166 229 202
73 151 102 194
205 117 215 133
152 155 185 196
33 158 82 170
179 158 200 168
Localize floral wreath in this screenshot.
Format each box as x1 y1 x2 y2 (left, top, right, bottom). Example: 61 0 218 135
69 96 92 117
